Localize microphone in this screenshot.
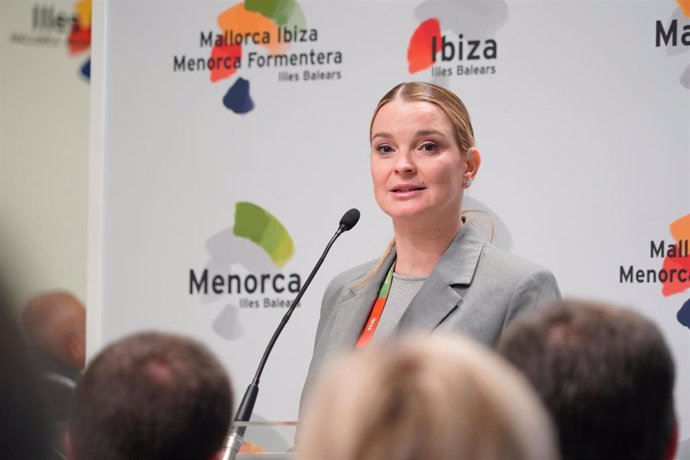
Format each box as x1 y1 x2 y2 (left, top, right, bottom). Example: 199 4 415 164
222 209 360 460
339 208 360 232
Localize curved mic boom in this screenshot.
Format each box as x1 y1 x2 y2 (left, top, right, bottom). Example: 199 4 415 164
222 208 361 460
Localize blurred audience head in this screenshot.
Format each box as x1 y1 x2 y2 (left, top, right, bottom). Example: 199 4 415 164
498 299 677 460
23 290 86 370
298 334 557 460
67 331 233 460
0 277 52 459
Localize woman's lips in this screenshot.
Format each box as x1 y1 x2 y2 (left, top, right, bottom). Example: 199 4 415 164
390 184 426 198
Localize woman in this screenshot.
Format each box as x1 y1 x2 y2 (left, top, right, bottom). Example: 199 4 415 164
304 82 560 392
298 334 559 460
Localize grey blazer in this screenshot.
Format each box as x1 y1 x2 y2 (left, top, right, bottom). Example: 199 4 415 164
302 222 561 396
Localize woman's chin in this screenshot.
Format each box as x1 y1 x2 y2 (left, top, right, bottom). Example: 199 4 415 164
383 204 462 229
385 208 431 221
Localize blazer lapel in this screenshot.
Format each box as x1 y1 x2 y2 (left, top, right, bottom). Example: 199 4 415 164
396 223 485 333
319 249 397 353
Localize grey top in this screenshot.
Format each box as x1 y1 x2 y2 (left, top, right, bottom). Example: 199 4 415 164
373 273 426 341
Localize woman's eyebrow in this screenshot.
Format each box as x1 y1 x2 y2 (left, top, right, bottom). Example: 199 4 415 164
415 129 445 137
371 132 393 141
372 129 446 141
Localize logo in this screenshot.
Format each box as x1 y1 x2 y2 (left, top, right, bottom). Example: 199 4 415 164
67 0 91 79
407 18 498 77
655 0 689 89
172 0 344 114
189 202 302 340
619 214 690 330
8 1 91 80
232 201 294 268
660 214 690 328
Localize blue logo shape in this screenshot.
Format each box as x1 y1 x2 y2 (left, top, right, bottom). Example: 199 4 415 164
80 58 91 80
223 77 254 114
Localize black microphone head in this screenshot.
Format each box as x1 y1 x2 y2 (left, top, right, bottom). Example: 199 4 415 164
339 208 360 231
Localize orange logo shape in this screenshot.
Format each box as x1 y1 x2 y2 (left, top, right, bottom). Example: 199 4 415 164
661 214 690 297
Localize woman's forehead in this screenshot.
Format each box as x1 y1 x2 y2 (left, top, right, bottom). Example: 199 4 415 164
372 99 454 134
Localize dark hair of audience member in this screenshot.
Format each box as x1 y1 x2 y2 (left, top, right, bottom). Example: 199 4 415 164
0 279 52 459
498 300 676 460
68 332 233 460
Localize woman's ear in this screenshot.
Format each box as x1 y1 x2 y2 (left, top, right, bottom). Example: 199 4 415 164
463 148 481 188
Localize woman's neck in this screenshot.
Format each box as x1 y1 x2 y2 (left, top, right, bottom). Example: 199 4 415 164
392 217 463 276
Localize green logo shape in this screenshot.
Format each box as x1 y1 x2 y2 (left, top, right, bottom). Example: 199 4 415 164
245 0 304 27
233 202 294 268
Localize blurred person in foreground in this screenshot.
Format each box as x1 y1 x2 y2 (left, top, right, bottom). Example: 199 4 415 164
23 290 86 381
298 334 558 460
0 278 53 459
498 300 678 460
67 331 233 460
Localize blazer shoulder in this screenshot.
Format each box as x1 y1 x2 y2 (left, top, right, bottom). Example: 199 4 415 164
479 243 557 283
478 243 561 310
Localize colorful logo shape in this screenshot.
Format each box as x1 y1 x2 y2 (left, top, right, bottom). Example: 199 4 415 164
232 201 294 268
407 18 441 73
199 201 297 341
209 0 305 114
67 0 91 80
660 214 690 328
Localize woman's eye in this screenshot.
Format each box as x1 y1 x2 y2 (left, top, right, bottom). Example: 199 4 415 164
420 142 437 152
376 145 394 154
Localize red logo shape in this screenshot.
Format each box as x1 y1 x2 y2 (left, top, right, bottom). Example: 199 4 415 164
407 18 441 73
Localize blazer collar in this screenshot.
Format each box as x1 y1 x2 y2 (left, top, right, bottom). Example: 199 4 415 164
397 221 486 333
430 220 486 286
323 248 397 350
323 221 486 349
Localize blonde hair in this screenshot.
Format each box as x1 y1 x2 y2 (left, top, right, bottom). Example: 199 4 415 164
297 334 559 460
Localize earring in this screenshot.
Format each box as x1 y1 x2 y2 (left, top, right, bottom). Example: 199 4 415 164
464 178 472 188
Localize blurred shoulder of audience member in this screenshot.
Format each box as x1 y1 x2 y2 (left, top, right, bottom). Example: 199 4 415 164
67 331 233 460
0 280 52 459
297 333 558 460
23 290 86 378
498 299 677 460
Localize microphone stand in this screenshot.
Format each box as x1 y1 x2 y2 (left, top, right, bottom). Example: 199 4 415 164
222 210 359 460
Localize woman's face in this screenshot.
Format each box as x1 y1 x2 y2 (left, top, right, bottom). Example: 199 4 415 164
370 98 470 224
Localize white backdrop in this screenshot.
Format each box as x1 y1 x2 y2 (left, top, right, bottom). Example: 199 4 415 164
89 0 690 441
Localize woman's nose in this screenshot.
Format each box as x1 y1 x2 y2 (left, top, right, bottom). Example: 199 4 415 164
394 151 416 174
